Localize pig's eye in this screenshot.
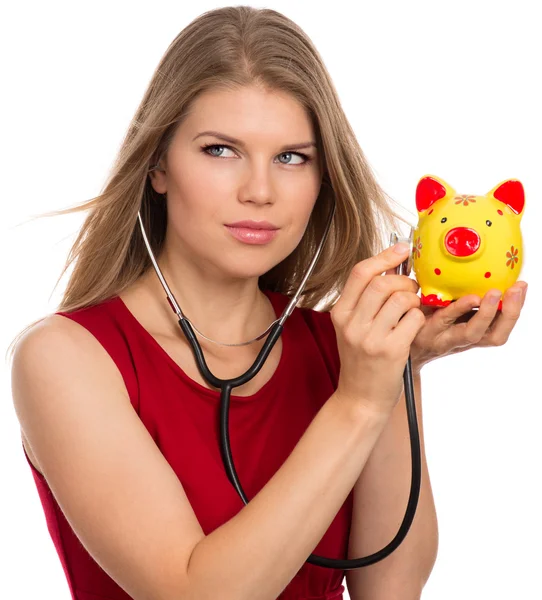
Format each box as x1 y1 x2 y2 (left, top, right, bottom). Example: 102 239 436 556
441 217 447 223
486 220 492 227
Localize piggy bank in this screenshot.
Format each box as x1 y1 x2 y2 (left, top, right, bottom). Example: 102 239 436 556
411 175 525 311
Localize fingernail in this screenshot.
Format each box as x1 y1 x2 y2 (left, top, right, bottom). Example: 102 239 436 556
394 242 410 254
511 289 522 301
488 292 501 305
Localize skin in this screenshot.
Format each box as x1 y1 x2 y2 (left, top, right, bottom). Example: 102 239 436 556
140 82 528 372
16 84 528 600
143 84 323 356
409 283 528 374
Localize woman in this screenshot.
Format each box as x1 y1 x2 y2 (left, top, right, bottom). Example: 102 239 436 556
8 6 527 600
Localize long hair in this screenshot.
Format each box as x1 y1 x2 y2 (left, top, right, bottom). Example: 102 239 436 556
6 5 410 362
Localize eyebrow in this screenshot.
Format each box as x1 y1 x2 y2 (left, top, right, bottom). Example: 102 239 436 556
192 130 317 151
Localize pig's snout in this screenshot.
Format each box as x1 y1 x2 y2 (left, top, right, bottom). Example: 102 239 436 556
444 227 481 257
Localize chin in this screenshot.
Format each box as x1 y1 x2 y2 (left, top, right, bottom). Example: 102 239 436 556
218 256 281 282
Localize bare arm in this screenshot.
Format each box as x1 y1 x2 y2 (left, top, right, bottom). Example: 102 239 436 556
346 373 439 600
12 316 390 600
186 391 389 599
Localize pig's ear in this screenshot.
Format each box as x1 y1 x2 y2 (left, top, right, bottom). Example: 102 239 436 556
488 179 525 217
416 175 455 214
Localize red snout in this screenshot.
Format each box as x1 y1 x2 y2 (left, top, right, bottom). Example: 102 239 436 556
445 227 480 257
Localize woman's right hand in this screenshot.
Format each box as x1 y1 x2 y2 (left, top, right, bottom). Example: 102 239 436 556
330 242 425 418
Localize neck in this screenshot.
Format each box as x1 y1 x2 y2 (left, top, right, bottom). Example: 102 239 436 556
140 253 276 350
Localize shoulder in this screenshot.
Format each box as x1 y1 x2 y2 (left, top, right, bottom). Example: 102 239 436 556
13 300 139 411
12 313 133 467
14 312 101 357
13 315 94 475
11 311 130 407
14 302 119 359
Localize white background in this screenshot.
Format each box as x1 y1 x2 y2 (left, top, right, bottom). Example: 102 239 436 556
2 1 540 598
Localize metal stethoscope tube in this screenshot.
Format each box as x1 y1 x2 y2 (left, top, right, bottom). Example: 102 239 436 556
137 203 421 570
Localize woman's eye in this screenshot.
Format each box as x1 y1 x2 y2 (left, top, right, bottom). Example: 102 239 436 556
277 151 307 165
201 144 309 165
202 144 236 158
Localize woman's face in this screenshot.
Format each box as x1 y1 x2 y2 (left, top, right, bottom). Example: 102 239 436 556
149 84 324 282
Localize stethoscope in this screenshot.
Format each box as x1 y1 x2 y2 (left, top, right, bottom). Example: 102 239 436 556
136 201 421 570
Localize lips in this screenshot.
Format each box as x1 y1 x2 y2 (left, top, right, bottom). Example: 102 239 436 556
225 225 279 245
225 220 278 230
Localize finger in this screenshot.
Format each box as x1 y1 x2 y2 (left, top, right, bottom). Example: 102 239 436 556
514 281 529 308
430 294 481 332
481 283 525 346
389 306 426 348
432 289 498 350
353 275 420 326
337 243 411 313
371 291 421 337
452 288 505 346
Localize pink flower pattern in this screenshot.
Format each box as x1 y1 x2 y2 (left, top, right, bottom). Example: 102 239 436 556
454 194 477 206
412 236 422 259
506 246 519 269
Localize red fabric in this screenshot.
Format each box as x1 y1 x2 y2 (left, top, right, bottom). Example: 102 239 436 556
22 289 353 599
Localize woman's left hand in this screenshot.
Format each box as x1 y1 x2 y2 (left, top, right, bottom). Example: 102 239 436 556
409 281 528 375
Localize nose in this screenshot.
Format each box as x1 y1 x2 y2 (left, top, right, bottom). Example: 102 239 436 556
444 227 481 257
239 163 275 205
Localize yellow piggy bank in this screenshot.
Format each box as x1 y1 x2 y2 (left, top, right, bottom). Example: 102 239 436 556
411 175 525 311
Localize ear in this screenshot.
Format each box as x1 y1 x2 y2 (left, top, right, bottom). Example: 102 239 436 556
416 175 455 213
487 179 525 217
148 162 168 195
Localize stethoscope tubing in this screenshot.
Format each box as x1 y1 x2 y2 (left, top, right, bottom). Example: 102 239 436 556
180 314 421 569
137 202 421 570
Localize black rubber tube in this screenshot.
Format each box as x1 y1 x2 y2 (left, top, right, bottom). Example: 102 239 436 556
180 317 422 570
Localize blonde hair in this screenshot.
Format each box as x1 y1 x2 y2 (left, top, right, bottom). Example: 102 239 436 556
6 5 409 362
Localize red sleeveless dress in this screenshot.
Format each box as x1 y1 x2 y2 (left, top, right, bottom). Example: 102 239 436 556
22 289 353 600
